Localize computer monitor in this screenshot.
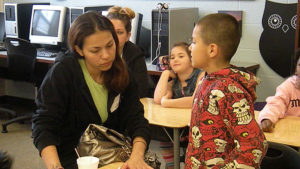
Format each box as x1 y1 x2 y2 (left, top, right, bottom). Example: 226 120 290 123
29 5 67 46
69 6 112 25
130 13 143 44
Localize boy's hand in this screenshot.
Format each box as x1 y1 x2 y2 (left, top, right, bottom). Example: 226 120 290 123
260 119 274 132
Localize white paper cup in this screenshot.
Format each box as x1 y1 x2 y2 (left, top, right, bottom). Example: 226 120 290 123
77 156 99 169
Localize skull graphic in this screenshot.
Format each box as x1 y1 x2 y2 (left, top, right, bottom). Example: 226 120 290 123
207 90 225 115
192 126 202 148
240 71 250 81
252 149 263 163
228 84 243 93
214 138 227 152
263 140 268 150
191 156 201 169
232 98 252 125
234 139 241 152
230 68 238 73
221 162 235 169
234 160 255 169
205 158 224 169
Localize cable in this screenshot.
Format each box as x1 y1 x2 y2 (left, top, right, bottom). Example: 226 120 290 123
151 3 168 64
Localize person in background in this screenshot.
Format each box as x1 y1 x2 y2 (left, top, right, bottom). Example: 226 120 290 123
107 6 149 98
153 42 203 169
185 13 267 168
32 12 151 169
154 42 203 108
258 49 300 132
0 151 12 169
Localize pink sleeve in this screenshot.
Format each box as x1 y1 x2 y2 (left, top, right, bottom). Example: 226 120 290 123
258 78 292 124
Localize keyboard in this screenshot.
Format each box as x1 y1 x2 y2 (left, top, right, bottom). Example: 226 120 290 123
37 48 60 58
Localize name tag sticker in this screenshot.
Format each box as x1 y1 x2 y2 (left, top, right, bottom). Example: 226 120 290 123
110 94 120 112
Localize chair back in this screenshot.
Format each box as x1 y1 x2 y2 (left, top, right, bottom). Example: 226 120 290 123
4 37 37 83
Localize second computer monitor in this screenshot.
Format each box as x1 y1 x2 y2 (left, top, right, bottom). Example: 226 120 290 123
29 5 67 46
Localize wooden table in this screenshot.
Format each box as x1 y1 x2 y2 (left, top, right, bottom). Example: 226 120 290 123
255 111 300 148
141 98 191 169
98 162 123 169
0 51 55 64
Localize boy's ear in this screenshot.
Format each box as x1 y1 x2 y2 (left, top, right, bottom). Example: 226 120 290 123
208 43 219 58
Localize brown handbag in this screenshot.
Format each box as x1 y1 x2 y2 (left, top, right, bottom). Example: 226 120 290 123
77 124 161 168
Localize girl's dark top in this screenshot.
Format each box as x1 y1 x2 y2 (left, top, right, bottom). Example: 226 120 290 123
172 69 201 99
122 41 149 98
32 53 150 169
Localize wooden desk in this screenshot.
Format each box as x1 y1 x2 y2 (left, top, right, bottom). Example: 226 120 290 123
0 51 55 64
98 162 123 169
255 111 300 148
141 98 191 169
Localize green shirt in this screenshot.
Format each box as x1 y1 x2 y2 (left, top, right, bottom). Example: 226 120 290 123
78 59 108 122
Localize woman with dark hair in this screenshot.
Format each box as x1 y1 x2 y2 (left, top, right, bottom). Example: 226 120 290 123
107 6 149 98
32 11 151 169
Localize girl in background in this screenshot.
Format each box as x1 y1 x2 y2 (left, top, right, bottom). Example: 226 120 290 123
154 42 203 108
153 42 203 169
259 49 300 132
259 49 300 169
107 6 149 98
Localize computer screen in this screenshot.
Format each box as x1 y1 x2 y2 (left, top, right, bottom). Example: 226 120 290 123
29 5 66 45
130 13 143 44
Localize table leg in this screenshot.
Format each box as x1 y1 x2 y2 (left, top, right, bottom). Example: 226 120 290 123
173 128 180 169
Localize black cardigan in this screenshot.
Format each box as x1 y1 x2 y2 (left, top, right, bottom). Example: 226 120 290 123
122 41 149 98
32 54 150 168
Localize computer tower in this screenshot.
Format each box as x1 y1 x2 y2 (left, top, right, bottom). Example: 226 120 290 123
0 12 5 44
69 6 113 25
4 3 50 40
151 8 198 64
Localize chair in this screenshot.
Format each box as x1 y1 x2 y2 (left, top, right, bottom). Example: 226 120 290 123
261 142 300 169
0 37 37 133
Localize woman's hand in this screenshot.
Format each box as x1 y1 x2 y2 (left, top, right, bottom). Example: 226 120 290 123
121 137 153 169
121 156 153 169
260 119 274 132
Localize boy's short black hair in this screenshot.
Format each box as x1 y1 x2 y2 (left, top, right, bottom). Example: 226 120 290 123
196 13 241 61
0 151 12 169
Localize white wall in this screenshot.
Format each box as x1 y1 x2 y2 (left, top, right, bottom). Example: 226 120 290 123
49 0 295 102
0 0 3 12
1 0 297 101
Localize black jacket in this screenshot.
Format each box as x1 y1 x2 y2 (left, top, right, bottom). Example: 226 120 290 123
123 41 149 98
32 54 150 169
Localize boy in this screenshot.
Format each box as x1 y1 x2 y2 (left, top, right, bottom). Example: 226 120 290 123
185 13 267 169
